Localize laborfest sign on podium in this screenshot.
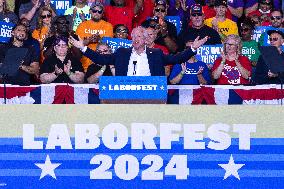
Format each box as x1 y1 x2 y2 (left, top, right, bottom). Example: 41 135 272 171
0 104 282 187
99 76 167 103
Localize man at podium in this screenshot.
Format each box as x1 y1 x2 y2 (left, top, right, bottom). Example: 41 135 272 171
70 26 208 76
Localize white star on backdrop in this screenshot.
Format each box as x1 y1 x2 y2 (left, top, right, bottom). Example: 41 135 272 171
218 154 245 180
35 155 61 180
102 86 106 90
160 85 165 90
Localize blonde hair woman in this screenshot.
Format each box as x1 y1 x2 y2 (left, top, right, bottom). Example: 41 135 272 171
212 34 252 85
32 6 54 63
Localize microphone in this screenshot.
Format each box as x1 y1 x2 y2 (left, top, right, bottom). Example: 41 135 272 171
133 61 137 75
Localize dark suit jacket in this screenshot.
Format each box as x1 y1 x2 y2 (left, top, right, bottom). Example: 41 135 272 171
254 55 284 84
83 47 196 76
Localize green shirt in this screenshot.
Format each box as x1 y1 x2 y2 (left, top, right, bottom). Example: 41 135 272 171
242 40 260 64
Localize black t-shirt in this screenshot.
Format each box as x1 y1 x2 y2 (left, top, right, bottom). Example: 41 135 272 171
40 53 83 83
43 36 56 55
85 64 113 83
177 25 222 51
0 43 38 85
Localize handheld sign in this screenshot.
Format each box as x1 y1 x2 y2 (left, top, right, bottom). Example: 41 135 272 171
165 16 181 34
101 37 132 52
0 21 14 43
50 0 72 15
253 26 273 43
195 45 223 65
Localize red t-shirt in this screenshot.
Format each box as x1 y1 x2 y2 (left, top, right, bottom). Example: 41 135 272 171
133 0 154 27
212 56 252 85
154 44 169 54
105 6 135 32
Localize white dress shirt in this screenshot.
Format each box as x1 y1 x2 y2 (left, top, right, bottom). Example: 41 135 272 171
127 48 151 76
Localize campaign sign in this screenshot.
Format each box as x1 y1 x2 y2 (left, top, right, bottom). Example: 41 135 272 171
165 16 181 34
0 21 14 43
50 0 72 15
101 37 132 52
252 26 273 42
99 76 167 100
0 106 282 188
87 0 111 6
195 45 223 65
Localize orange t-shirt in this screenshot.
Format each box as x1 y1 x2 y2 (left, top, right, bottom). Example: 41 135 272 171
76 19 114 71
32 26 50 64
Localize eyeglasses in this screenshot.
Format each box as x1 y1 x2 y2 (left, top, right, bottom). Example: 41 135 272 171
41 14 52 19
97 49 110 53
154 8 165 13
55 44 68 48
116 29 128 33
240 28 250 32
191 13 203 17
271 16 282 21
91 9 103 14
225 43 237 46
269 37 279 42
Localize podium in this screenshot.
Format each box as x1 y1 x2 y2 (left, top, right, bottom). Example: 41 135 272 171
99 76 167 104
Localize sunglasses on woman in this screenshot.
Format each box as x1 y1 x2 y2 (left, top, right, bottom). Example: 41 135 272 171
41 14 52 19
155 8 165 13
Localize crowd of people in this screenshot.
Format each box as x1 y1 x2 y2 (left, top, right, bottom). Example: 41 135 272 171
0 0 284 85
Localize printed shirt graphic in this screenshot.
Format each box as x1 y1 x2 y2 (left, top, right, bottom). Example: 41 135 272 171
76 20 114 71
212 56 252 85
204 18 238 36
64 5 91 31
242 40 260 63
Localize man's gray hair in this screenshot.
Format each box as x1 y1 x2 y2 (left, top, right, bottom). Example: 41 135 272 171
131 26 148 39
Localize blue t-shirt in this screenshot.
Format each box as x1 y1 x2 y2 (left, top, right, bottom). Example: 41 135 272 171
169 61 211 85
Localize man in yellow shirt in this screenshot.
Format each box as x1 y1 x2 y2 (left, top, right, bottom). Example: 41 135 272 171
76 2 113 71
204 0 238 38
